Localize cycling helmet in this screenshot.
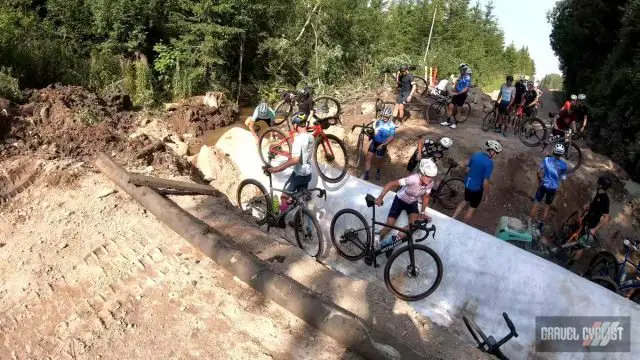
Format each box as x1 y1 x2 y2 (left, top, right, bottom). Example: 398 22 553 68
578 94 586 100
553 143 565 155
439 137 453 148
256 102 269 119
486 139 503 153
459 63 468 70
506 75 514 82
466 68 473 74
399 64 409 72
570 94 577 100
380 107 393 118
298 87 311 99
291 112 307 125
418 158 438 177
597 176 612 190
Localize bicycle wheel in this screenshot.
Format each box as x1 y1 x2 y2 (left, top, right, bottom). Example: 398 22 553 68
463 316 490 351
384 244 443 301
355 132 365 169
329 208 370 261
434 177 465 210
414 76 428 97
564 142 583 174
559 210 581 244
456 102 471 123
513 116 522 135
258 127 291 167
481 111 496 131
427 101 445 124
313 134 349 183
518 118 547 147
314 96 341 120
236 179 271 225
584 251 619 279
293 208 323 258
630 291 640 305
274 100 294 127
589 276 619 293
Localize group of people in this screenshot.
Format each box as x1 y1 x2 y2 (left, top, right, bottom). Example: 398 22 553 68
493 75 543 136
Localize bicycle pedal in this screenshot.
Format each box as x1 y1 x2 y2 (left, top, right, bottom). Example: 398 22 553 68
364 256 373 266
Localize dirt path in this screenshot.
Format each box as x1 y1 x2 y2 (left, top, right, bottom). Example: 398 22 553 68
0 172 360 359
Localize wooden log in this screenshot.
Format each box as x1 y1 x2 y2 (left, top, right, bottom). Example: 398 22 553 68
94 152 428 360
128 174 219 197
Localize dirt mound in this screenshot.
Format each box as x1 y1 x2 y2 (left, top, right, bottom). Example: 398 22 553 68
165 93 239 137
0 157 40 204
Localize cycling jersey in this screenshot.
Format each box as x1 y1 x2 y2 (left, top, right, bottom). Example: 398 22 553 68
299 98 315 116
420 139 446 159
500 84 516 102
523 90 538 106
397 173 433 204
291 132 314 176
398 73 415 94
539 156 568 190
584 192 610 228
464 152 494 192
561 100 573 112
252 107 276 122
373 119 396 144
573 104 589 121
455 74 471 93
555 109 575 131
514 81 526 104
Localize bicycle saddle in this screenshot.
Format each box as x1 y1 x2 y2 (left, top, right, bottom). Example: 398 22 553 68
624 239 639 251
365 194 376 208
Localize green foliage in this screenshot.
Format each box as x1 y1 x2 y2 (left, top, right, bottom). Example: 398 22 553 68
0 68 21 102
549 0 640 181
540 73 563 90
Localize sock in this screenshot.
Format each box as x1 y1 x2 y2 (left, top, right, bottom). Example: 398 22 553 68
376 168 381 174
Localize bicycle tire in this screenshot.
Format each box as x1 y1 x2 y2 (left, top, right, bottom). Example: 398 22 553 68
236 179 271 226
427 101 445 124
434 177 465 210
294 208 323 258
564 142 583 174
414 76 428 97
457 102 471 123
274 100 294 127
329 208 370 261
384 244 443 301
258 127 291 167
559 210 581 244
463 316 490 351
589 275 619 293
518 118 547 147
584 251 619 279
313 133 349 183
481 111 496 132
630 291 640 305
355 132 365 169
315 96 342 120
513 116 522 135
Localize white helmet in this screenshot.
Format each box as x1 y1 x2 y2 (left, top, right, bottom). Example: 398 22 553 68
553 144 565 155
418 159 438 177
578 94 586 100
466 68 473 74
439 137 453 148
459 63 468 72
570 94 577 100
486 139 503 153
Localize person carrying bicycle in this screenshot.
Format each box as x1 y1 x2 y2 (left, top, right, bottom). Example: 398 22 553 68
245 101 276 142
520 81 539 118
529 144 569 231
574 94 589 135
362 108 396 181
375 159 438 249
494 75 516 136
297 87 316 123
267 112 314 212
552 106 577 139
452 140 502 223
393 65 417 124
440 63 471 129
406 137 453 172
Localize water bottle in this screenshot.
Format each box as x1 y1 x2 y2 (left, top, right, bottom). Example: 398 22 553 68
272 197 280 214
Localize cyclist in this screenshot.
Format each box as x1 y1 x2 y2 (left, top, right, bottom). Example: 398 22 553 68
494 75 516 136
267 112 314 213
363 107 396 181
406 137 453 172
245 101 276 142
520 81 539 118
393 65 417 123
513 76 527 110
440 63 471 129
552 106 577 139
297 87 315 123
574 94 589 135
529 144 569 231
374 159 438 248
432 77 449 97
561 94 577 112
452 140 502 223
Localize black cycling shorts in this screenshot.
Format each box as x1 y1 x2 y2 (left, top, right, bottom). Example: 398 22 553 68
388 196 419 219
285 172 311 193
396 92 410 105
451 93 467 107
534 184 557 205
368 140 387 157
464 188 483 209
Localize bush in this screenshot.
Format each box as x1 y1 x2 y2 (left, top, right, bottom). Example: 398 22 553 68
0 69 21 102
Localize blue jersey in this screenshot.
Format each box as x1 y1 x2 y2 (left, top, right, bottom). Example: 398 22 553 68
373 120 396 144
465 152 493 191
455 74 472 92
540 156 568 190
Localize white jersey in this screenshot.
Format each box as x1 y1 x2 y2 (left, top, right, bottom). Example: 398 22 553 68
500 83 516 102
291 133 314 176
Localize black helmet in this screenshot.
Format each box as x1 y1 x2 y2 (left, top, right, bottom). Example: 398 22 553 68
399 64 409 72
297 87 311 99
506 75 514 82
597 176 612 190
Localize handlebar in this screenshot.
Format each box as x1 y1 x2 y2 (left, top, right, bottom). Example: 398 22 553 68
411 221 436 242
495 312 519 348
351 123 374 132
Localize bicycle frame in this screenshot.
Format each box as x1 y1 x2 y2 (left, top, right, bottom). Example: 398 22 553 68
267 123 336 161
612 243 640 294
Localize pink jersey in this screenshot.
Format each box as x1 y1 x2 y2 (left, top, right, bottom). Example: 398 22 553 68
397 173 433 204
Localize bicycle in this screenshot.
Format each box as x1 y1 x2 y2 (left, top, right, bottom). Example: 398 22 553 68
258 118 349 183
351 122 375 169
481 102 499 132
329 194 443 301
422 158 466 210
273 90 342 129
380 65 429 98
510 105 525 135
463 312 519 360
583 238 640 304
426 95 471 125
236 165 326 257
518 113 584 173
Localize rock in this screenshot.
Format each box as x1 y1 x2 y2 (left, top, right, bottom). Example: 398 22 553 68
4 138 18 145
59 243 68 249
203 91 225 109
361 102 377 115
196 145 217 181
96 189 117 199
166 136 189 157
39 105 51 125
164 103 180 111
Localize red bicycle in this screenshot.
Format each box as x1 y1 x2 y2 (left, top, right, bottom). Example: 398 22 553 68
257 118 349 183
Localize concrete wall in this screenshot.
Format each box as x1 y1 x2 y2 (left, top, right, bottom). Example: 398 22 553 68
215 127 640 360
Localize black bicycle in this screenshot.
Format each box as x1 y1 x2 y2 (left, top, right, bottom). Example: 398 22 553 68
463 312 519 360
428 158 466 210
236 166 325 257
426 95 471 125
273 90 342 129
329 194 443 301
351 122 375 169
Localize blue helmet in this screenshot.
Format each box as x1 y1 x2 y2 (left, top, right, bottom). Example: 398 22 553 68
291 112 307 125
